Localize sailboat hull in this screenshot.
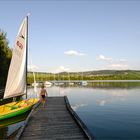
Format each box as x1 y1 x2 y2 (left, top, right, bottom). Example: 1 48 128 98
0 110 29 128
0 98 39 121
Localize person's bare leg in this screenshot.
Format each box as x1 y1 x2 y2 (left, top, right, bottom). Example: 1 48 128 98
43 99 46 108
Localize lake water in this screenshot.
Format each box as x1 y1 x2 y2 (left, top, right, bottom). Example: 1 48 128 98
1 82 140 139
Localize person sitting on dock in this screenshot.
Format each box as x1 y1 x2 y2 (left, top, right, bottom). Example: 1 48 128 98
40 85 47 107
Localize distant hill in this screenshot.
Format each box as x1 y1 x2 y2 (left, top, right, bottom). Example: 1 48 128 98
59 70 140 80
76 70 140 76
27 70 140 84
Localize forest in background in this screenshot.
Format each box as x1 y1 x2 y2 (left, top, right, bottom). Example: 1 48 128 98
0 30 12 88
27 70 140 85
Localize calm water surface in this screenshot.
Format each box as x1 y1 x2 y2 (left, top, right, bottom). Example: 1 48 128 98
1 82 140 139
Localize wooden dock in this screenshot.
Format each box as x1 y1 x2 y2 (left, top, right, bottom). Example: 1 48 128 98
15 96 94 140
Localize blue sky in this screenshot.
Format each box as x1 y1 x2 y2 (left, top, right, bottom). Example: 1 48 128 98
0 0 140 72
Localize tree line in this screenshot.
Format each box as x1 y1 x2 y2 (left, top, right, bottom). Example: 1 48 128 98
0 30 12 88
27 71 140 85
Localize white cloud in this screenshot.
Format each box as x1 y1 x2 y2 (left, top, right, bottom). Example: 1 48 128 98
28 64 38 71
97 54 112 62
55 65 71 73
64 50 86 56
107 63 128 69
97 54 129 70
119 59 127 62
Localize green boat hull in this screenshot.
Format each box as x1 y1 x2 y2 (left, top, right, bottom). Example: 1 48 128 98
0 105 33 121
0 111 29 128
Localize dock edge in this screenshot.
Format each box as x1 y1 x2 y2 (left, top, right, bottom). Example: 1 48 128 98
64 96 95 140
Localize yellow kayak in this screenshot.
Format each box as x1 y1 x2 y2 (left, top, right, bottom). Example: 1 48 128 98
0 98 39 120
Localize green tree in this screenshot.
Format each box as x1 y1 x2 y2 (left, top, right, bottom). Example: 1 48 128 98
0 30 12 88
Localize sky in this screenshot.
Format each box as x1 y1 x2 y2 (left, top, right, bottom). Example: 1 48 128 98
0 0 140 72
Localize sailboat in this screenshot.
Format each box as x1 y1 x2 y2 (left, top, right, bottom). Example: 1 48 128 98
0 15 39 121
45 81 52 87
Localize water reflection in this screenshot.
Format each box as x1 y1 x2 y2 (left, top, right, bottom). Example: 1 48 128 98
96 89 129 106
87 81 140 89
71 104 88 111
1 82 140 139
59 87 72 96
0 111 29 139
46 83 140 139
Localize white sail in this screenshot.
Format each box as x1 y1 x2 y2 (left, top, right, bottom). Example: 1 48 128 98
4 17 27 99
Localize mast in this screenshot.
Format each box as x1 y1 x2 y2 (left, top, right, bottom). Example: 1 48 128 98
26 15 28 99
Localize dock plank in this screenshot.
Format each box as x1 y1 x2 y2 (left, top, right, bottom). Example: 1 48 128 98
19 97 90 140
